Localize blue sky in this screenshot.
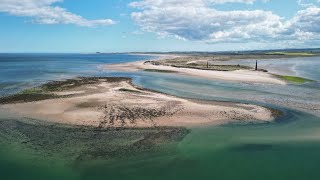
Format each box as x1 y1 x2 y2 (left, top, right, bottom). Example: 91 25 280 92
0 0 319 53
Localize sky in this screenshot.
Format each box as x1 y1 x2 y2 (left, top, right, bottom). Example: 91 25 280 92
0 0 319 53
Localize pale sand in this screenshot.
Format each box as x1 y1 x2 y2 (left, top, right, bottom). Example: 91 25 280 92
104 61 286 85
0 79 274 128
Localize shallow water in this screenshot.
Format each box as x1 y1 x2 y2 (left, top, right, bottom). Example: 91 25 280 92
2 109 320 180
0 54 320 180
212 56 320 81
132 71 320 116
0 53 154 96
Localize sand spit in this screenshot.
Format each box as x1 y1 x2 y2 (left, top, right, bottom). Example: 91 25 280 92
105 61 286 85
0 77 276 128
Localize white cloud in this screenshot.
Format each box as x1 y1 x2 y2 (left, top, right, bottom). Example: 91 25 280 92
297 0 320 7
209 0 256 4
0 0 115 27
286 6 320 41
129 0 259 8
130 0 286 43
130 0 320 45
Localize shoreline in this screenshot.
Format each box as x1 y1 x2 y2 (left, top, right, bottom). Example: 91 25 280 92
0 77 277 128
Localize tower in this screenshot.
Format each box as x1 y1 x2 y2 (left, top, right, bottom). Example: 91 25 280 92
255 60 258 71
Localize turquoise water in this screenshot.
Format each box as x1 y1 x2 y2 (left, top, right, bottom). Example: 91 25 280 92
0 54 320 180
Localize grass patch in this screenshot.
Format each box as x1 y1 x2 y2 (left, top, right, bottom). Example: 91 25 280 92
274 75 314 83
149 59 253 72
266 52 315 56
206 65 252 71
20 88 44 94
170 64 252 71
144 69 177 73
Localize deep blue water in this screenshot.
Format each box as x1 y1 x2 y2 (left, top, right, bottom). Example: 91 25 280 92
0 53 155 96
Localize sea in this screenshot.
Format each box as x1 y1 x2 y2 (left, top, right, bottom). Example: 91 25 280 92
0 53 319 180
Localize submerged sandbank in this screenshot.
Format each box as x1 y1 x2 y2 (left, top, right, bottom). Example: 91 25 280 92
0 77 276 128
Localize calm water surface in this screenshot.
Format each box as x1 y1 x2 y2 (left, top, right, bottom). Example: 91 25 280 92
212 56 320 82
0 54 320 180
0 53 154 96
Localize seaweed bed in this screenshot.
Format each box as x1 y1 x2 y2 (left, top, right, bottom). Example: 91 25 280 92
0 77 131 104
0 118 189 165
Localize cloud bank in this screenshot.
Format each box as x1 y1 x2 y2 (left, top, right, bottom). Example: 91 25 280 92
0 0 115 27
130 0 320 45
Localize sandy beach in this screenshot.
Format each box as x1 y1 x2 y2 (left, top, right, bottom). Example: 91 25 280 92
104 60 286 85
0 77 275 128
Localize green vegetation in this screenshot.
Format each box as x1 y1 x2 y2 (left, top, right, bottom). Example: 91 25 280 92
266 52 315 56
171 64 252 71
0 77 131 104
148 59 253 71
144 69 177 73
36 77 130 92
274 75 314 83
20 88 45 94
0 87 56 104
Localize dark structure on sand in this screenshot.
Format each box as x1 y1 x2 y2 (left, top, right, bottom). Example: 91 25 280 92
255 60 258 71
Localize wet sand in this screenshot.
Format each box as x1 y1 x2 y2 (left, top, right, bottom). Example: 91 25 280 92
0 77 275 128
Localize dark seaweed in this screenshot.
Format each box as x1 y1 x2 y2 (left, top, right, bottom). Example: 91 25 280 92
0 118 190 165
0 77 131 104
